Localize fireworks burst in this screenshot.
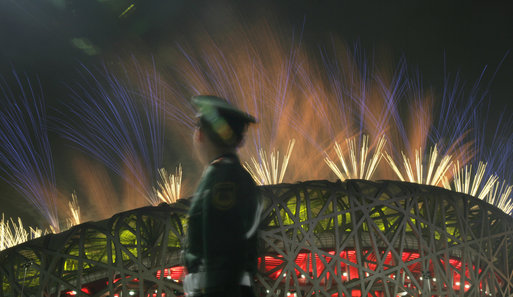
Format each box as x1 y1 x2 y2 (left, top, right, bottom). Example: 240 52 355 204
0 214 44 251
156 21 509 214
154 165 183 204
244 139 296 185
0 71 60 231
164 22 482 187
384 145 453 186
324 135 386 181
56 59 165 206
441 161 513 214
0 16 512 251
486 180 513 214
442 161 498 199
66 192 81 229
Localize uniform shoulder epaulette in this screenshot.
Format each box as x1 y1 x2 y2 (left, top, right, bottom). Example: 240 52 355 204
210 157 225 166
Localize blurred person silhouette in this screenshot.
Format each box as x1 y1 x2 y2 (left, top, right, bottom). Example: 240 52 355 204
183 95 262 297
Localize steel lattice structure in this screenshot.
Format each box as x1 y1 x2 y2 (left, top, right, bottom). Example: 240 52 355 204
1 179 513 297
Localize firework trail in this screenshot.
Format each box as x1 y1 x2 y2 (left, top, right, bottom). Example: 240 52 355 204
167 23 480 186
164 22 309 180
0 71 60 231
156 25 513 214
55 58 165 206
461 108 513 214
70 154 121 220
473 107 513 180
378 64 493 186
88 17 498 197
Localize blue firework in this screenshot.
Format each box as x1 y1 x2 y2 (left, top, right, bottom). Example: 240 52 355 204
55 59 165 205
0 70 59 231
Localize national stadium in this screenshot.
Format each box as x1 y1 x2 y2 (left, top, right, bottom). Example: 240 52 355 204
2 179 512 297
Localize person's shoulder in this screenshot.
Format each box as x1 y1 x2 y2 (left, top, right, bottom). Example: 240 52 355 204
202 156 236 184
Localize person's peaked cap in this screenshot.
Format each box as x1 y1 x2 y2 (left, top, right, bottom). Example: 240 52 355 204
192 95 257 124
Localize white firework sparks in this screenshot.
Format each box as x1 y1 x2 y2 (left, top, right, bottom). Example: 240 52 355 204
384 145 453 186
324 135 387 181
154 165 183 204
442 161 498 199
0 214 45 251
66 192 81 229
244 139 296 185
486 180 513 215
441 161 513 214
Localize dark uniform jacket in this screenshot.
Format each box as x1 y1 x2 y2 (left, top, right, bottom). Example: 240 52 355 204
185 153 260 291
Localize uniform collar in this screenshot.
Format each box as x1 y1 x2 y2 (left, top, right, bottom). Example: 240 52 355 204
209 152 239 165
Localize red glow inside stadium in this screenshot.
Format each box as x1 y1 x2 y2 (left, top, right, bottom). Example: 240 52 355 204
65 249 498 296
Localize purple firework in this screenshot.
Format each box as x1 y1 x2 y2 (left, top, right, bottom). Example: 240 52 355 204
55 59 165 206
0 70 59 231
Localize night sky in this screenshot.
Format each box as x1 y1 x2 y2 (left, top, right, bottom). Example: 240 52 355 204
2 1 512 103
1 0 512 226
